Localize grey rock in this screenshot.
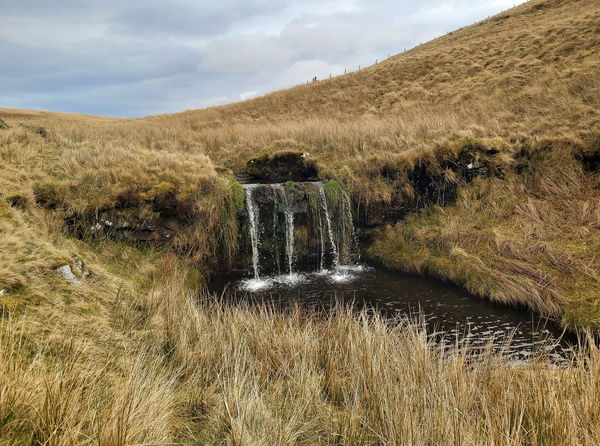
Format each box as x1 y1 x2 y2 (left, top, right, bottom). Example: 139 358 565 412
55 265 80 284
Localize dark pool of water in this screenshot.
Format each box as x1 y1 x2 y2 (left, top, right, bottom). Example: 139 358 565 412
209 265 573 359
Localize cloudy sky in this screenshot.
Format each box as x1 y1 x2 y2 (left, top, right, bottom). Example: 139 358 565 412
1 0 525 117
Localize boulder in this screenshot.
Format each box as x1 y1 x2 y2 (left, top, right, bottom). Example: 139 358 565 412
55 264 80 284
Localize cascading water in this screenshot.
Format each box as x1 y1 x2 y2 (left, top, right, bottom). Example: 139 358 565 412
241 181 361 290
219 182 572 359
273 184 295 275
317 196 325 271
244 185 261 281
316 182 339 268
340 189 356 264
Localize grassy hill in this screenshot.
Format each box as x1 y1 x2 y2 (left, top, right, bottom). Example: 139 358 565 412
2 0 598 328
1 0 600 443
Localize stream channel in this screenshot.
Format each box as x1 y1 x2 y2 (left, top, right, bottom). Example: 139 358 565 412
209 182 574 359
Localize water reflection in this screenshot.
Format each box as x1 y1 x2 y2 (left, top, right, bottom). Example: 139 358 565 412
211 265 574 360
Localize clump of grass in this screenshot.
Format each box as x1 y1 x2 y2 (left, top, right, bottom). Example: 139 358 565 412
323 179 344 201
228 175 246 214
212 176 245 268
19 124 47 138
369 144 600 330
8 264 600 445
284 180 296 200
0 1 599 442
1 194 600 444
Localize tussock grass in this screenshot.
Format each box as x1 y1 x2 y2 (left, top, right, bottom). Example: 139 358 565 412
1 0 599 326
0 124 242 267
1 1 598 204
368 144 600 330
0 181 599 443
2 261 600 445
1 2 600 441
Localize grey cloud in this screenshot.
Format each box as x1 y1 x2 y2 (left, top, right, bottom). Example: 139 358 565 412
0 0 525 117
108 1 288 38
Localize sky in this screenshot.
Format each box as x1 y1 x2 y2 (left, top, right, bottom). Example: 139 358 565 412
0 0 526 118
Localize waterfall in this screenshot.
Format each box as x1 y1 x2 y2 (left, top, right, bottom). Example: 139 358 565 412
272 187 282 274
316 182 339 268
317 194 325 271
242 181 357 286
340 189 356 264
273 184 295 274
244 185 261 280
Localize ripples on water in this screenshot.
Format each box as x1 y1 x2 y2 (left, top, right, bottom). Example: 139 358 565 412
212 265 574 361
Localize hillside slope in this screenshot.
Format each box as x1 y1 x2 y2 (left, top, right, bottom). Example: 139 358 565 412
153 0 600 329
2 0 600 443
147 0 600 184
170 0 599 122
1 0 599 329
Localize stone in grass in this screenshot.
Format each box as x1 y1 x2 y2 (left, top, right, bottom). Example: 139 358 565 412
0 119 8 130
19 124 47 138
55 264 81 284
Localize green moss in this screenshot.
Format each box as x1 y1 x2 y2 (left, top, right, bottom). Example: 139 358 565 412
323 180 344 201
184 267 206 291
283 181 295 201
215 176 245 269
227 176 245 213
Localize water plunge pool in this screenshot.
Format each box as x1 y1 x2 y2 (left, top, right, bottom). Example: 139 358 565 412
210 264 572 360
223 180 573 359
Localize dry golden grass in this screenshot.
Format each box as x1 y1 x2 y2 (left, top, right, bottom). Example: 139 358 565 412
1 0 598 206
0 122 242 269
138 0 600 203
368 144 600 330
0 0 599 323
2 258 600 445
0 165 599 444
1 2 600 442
